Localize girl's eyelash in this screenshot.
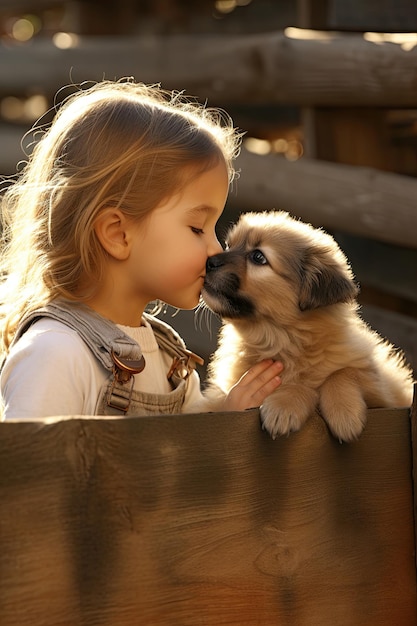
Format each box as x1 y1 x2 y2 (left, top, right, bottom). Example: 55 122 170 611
191 227 204 234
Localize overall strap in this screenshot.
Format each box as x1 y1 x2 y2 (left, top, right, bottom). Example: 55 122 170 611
13 301 145 377
144 312 204 384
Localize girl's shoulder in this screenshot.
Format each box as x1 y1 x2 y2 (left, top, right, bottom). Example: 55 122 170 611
17 317 88 345
7 318 96 367
1 319 106 420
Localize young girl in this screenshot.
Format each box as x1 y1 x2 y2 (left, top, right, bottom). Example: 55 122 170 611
0 79 283 420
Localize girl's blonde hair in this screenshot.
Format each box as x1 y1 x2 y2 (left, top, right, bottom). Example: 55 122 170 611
0 79 241 352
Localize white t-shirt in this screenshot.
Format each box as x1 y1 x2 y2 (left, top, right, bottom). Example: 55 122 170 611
0 317 204 420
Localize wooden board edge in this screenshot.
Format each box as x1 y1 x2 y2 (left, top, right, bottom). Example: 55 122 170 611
410 382 417 571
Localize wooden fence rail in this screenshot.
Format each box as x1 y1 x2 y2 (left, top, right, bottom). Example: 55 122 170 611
2 30 417 106
0 395 416 625
229 148 417 249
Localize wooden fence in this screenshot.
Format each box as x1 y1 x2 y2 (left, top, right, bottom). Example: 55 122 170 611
2 28 417 249
0 389 416 625
2 30 417 106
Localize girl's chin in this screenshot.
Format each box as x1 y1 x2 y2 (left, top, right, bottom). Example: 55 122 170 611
164 296 201 311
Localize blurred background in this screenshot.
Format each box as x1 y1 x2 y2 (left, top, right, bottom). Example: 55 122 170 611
0 0 416 380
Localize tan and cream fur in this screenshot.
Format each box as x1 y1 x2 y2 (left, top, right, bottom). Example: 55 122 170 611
202 211 414 442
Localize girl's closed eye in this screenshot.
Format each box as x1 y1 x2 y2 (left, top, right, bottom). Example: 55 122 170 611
191 227 205 235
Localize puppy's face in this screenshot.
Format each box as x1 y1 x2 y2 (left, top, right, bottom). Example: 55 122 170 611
202 211 358 324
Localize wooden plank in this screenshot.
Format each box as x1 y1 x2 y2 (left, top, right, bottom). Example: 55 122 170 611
227 148 417 249
0 407 415 625
412 384 417 570
2 30 417 106
303 107 393 169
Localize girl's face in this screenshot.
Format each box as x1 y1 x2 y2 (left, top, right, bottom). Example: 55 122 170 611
127 161 229 312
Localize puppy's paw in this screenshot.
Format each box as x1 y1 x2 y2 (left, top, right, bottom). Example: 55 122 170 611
319 373 367 442
260 405 309 439
321 406 367 443
259 387 319 439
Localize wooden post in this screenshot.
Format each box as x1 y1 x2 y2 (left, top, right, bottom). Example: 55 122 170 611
411 383 417 569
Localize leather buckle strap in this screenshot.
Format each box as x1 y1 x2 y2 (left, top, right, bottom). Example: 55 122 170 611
107 351 146 413
107 376 135 413
167 349 204 384
111 350 146 384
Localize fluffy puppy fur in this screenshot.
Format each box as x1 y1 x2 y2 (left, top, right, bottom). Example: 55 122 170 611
202 211 414 442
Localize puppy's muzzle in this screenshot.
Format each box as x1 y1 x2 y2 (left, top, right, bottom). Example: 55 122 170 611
205 252 240 293
206 252 227 272
205 251 241 293
204 251 255 318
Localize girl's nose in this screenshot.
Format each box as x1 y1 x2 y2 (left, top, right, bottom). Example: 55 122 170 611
208 236 223 257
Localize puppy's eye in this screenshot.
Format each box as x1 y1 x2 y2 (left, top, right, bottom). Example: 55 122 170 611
249 249 268 265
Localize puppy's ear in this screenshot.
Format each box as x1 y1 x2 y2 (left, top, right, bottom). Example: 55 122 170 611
299 246 359 311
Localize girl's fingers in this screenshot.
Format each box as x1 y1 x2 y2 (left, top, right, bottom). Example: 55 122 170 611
238 359 283 388
224 360 284 411
249 373 282 405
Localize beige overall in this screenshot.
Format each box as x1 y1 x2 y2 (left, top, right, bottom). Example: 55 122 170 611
13 301 203 417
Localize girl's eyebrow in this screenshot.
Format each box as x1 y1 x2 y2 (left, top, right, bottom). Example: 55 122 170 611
186 206 210 220
186 205 218 219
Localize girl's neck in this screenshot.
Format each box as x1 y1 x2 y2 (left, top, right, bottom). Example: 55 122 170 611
85 295 145 327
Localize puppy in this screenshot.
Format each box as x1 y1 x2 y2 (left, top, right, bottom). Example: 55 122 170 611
202 211 414 442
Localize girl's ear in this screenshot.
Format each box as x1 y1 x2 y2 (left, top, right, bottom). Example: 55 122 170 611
94 209 131 260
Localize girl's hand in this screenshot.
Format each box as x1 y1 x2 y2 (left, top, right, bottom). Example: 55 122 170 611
223 359 284 412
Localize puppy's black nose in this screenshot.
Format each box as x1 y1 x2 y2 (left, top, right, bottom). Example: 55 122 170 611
206 254 224 272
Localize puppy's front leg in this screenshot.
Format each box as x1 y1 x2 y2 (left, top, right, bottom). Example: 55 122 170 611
260 385 319 439
319 368 367 442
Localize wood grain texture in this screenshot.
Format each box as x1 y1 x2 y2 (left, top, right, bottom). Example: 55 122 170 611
0 406 415 626
227 148 417 250
1 31 417 107
411 384 417 571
